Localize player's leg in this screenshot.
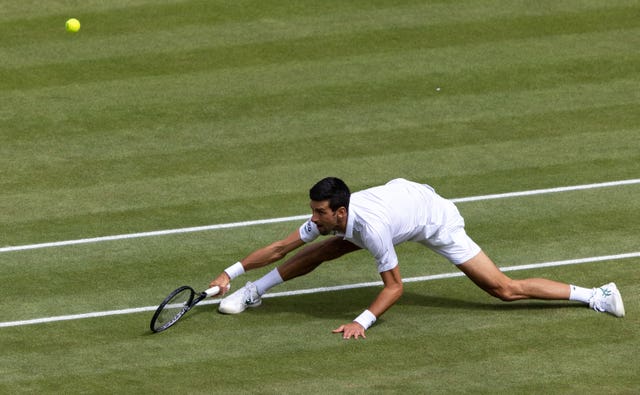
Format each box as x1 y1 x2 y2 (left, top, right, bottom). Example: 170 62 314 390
457 250 570 301
456 250 625 317
425 199 574 300
277 236 361 281
423 197 624 316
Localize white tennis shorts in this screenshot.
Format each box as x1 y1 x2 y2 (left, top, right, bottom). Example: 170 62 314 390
417 199 481 265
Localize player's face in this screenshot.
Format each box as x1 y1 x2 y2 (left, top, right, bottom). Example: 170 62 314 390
310 200 340 235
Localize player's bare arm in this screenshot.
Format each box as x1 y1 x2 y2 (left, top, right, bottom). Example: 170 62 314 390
241 229 306 270
369 265 404 317
332 266 403 339
209 229 305 293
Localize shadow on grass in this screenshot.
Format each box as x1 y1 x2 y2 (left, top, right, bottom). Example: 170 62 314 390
143 288 582 335
246 288 580 320
399 291 579 312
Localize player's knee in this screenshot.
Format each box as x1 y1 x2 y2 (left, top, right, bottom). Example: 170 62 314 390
495 290 519 302
487 282 520 302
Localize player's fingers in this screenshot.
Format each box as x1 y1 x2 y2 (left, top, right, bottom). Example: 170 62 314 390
345 328 366 340
332 325 345 333
346 331 359 340
209 283 230 296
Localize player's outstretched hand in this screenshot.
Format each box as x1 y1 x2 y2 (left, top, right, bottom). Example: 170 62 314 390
332 322 366 340
209 272 231 296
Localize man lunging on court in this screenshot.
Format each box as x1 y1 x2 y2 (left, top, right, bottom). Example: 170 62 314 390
209 177 624 339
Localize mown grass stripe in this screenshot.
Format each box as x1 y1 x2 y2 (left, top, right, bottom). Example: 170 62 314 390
2 179 638 253
1 251 637 328
2 5 639 90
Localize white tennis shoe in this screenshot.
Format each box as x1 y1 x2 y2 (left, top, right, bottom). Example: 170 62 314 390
218 281 262 314
589 283 625 317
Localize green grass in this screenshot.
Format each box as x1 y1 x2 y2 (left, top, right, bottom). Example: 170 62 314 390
1 0 639 393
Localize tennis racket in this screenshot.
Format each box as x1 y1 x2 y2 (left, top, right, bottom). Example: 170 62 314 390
150 285 220 333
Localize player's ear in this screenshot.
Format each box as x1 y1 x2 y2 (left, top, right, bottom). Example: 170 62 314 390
336 206 347 219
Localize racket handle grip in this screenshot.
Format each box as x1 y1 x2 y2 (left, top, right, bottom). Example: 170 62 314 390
204 286 220 297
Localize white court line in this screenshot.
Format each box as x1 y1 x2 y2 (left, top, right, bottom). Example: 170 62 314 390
1 252 638 328
1 178 639 253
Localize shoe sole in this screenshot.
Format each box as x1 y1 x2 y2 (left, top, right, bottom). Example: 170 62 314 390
218 300 262 314
610 284 625 318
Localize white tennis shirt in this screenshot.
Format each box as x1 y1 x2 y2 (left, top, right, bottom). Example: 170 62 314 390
299 178 456 273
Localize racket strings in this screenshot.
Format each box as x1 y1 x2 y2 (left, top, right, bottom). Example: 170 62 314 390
151 287 195 332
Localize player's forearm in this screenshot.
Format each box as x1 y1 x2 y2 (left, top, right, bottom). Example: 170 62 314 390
218 248 284 284
211 237 301 291
241 240 301 270
358 266 404 327
224 232 305 278
368 283 403 318
351 285 402 330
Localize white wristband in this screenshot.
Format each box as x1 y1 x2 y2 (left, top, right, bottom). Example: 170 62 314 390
224 261 245 280
353 309 376 330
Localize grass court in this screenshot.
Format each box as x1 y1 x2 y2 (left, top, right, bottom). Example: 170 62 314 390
1 1 639 393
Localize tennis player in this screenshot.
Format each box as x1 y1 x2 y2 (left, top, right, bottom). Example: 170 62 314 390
209 177 625 339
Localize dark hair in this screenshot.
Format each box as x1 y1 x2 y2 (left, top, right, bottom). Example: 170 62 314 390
309 177 350 211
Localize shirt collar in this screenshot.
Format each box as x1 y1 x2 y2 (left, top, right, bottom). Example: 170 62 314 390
343 207 355 239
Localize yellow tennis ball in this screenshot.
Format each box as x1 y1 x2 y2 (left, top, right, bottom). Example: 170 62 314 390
65 18 81 33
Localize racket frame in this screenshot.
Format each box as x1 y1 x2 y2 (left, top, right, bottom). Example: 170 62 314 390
150 285 219 333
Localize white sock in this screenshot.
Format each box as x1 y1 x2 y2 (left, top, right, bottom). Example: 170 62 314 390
253 268 284 295
569 285 593 304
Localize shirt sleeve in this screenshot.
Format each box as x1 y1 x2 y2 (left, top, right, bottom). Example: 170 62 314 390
375 245 399 273
362 225 398 273
298 219 320 243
